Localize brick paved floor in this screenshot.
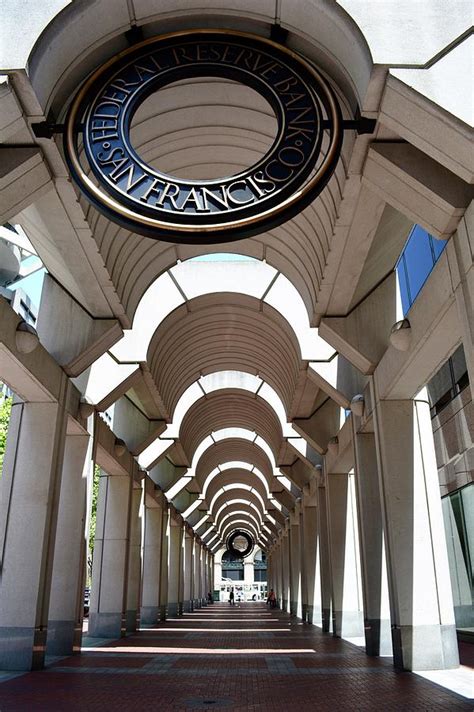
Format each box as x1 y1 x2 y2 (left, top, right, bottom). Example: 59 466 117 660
0 604 472 711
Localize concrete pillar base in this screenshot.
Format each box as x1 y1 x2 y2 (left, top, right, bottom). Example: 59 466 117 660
282 599 288 612
201 598 207 606
125 609 138 633
194 599 201 609
392 623 459 671
0 626 47 670
46 620 82 656
159 605 167 621
141 606 160 625
322 608 331 633
167 602 179 617
178 602 183 616
88 612 124 639
290 600 298 616
364 618 392 657
183 600 192 612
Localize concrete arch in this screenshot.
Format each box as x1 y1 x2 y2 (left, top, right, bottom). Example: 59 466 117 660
178 389 284 464
20 6 367 330
147 294 303 416
195 438 275 491
25 1 372 116
205 472 270 514
211 490 265 525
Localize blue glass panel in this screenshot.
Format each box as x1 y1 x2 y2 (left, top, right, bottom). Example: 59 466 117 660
403 226 434 303
396 257 412 315
431 235 448 261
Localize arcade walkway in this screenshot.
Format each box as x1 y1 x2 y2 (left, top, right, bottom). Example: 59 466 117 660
0 604 471 711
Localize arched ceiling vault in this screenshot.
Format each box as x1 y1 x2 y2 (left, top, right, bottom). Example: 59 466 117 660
147 293 302 416
195 439 275 490
178 390 284 465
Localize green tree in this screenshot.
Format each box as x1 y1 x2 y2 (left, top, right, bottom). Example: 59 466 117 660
88 464 101 556
0 394 12 478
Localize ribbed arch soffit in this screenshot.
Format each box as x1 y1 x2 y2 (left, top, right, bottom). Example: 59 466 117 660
204 469 269 510
195 439 274 490
211 493 265 528
85 150 350 329
178 389 284 464
147 293 302 417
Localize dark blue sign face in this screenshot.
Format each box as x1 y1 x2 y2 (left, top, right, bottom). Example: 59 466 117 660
65 30 342 243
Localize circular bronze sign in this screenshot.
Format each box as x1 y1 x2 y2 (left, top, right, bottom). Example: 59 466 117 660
64 30 342 243
227 529 254 558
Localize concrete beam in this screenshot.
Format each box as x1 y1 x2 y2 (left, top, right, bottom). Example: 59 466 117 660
293 398 341 455
0 147 51 223
319 272 398 375
363 142 473 240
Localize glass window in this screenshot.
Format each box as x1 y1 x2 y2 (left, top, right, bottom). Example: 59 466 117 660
431 235 448 260
395 225 448 314
403 226 435 301
427 345 469 415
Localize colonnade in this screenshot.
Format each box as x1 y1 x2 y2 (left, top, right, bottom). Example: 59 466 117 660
267 384 458 671
0 389 213 670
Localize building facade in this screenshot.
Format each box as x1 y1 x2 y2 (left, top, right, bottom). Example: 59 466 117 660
0 0 472 675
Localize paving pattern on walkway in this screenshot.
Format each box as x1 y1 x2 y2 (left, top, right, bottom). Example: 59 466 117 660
0 604 471 711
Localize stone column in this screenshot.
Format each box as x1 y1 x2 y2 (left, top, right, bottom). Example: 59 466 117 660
244 559 254 585
327 473 364 638
276 538 284 608
373 388 459 670
125 482 143 632
47 427 92 655
183 529 194 612
214 556 222 595
193 539 201 608
141 488 165 624
281 529 290 612
317 473 332 633
159 503 169 621
0 390 68 670
352 424 391 656
88 468 132 638
289 508 302 616
208 553 214 594
200 545 207 605
302 482 320 624
167 515 183 617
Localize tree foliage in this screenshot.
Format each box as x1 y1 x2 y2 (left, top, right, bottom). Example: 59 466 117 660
0 395 12 478
88 464 101 556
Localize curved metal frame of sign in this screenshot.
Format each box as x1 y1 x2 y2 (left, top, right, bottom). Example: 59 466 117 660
226 529 255 558
64 30 342 244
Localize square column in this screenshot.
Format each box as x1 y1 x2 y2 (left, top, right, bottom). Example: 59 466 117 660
183 529 194 612
0 392 68 670
167 516 183 617
317 475 332 632
200 546 207 605
281 529 290 612
47 428 92 655
88 469 132 638
193 539 201 608
159 504 169 620
141 492 165 624
352 426 391 656
327 473 364 638
289 510 302 617
125 483 143 632
302 484 320 624
373 389 459 670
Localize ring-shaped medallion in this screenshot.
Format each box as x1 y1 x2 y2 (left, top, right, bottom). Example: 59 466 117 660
64 30 342 243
